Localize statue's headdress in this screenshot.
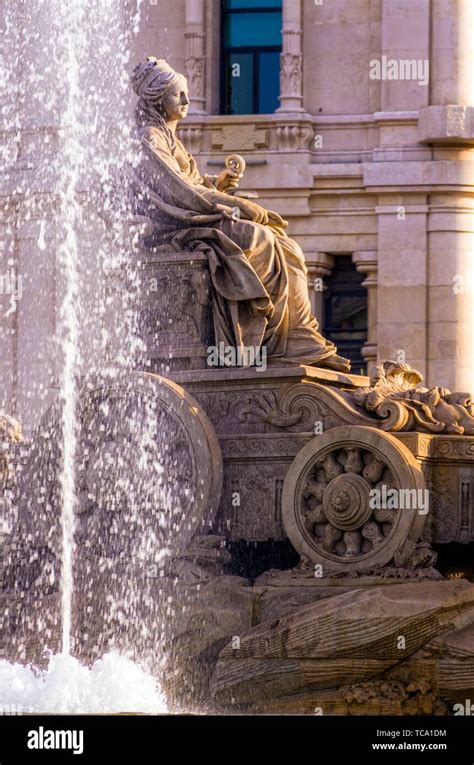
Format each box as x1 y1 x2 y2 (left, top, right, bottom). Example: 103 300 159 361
131 57 179 103
131 57 185 148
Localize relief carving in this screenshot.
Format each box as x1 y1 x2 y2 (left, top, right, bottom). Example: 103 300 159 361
434 439 474 458
218 465 285 541
353 361 474 434
0 414 22 530
220 435 308 459
184 55 204 98
280 52 302 95
236 390 304 428
282 425 428 573
137 259 213 358
236 382 373 433
211 125 269 152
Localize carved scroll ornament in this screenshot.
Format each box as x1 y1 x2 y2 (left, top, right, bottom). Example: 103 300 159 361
353 361 474 435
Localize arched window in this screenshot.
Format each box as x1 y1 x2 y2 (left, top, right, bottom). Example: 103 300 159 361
221 0 282 115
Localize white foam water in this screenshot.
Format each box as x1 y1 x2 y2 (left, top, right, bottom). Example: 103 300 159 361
2 0 171 714
0 651 167 714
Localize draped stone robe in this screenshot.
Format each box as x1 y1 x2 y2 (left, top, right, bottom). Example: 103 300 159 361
131 124 340 367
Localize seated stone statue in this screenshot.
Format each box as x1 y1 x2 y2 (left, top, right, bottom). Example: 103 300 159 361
130 56 350 373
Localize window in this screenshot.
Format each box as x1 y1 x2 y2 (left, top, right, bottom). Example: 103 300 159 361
323 257 368 375
221 0 282 115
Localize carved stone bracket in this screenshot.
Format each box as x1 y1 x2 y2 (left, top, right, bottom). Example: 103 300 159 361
276 123 314 151
177 126 203 154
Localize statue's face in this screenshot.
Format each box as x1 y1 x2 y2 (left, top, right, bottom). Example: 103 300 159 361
160 75 189 121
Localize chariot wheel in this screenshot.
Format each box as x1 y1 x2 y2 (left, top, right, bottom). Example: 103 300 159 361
16 371 223 563
282 425 427 573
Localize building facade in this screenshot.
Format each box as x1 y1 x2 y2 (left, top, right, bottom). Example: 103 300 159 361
1 0 474 433
146 0 474 387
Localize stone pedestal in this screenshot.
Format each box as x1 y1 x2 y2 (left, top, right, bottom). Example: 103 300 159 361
134 251 213 372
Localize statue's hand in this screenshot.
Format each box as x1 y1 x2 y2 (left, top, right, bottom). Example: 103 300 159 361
215 167 243 192
234 198 268 225
267 210 288 229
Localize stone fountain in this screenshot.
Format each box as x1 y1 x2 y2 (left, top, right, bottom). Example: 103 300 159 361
2 51 474 717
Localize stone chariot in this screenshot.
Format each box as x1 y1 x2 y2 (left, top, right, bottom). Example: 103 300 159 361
118 245 474 579
2 235 474 715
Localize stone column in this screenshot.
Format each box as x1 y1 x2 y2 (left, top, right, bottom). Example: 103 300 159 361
306 253 334 328
185 0 206 114
430 0 474 107
277 0 304 113
380 0 430 113
353 251 378 374
370 192 429 382
418 0 474 143
419 0 474 392
426 194 474 392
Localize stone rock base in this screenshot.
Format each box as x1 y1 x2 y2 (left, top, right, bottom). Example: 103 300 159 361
210 580 474 714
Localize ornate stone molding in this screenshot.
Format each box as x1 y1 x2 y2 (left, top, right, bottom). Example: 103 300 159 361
395 432 474 461
211 124 269 152
220 434 308 460
177 114 325 157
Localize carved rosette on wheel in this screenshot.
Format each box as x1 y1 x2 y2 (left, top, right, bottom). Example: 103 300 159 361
282 426 427 573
